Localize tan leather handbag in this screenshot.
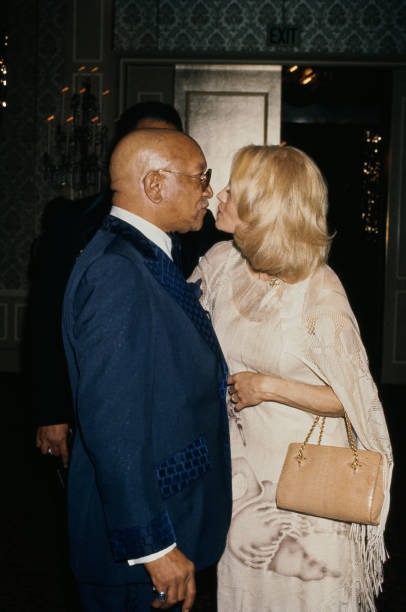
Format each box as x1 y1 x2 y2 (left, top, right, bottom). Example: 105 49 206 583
276 413 384 525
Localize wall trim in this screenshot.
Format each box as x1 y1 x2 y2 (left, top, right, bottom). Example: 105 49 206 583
0 291 28 373
120 56 406 68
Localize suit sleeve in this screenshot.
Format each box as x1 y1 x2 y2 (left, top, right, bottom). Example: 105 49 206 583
71 253 176 561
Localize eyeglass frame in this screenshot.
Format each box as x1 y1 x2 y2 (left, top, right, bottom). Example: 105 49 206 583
158 167 212 190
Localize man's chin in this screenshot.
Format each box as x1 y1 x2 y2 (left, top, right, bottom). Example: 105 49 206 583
179 209 207 233
193 210 207 231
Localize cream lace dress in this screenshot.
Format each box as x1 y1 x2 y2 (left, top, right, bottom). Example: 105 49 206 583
190 241 392 612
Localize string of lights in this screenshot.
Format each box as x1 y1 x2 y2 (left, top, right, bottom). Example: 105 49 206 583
361 129 384 242
1 32 8 110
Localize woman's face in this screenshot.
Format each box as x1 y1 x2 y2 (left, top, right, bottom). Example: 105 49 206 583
215 183 242 234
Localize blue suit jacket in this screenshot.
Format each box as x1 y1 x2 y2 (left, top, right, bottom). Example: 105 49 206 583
62 215 232 585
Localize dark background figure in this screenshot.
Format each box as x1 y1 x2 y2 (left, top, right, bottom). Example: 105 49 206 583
31 100 229 469
30 191 112 464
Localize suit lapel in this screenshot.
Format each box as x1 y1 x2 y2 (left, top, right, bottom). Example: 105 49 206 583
102 216 228 398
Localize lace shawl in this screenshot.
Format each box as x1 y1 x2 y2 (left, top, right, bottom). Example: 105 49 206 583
302 267 393 611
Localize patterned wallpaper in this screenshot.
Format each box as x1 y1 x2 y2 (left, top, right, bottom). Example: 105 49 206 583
113 0 406 56
0 0 66 291
1 0 405 293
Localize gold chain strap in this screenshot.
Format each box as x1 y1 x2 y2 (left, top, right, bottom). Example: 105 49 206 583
295 411 360 471
295 416 322 465
343 411 360 471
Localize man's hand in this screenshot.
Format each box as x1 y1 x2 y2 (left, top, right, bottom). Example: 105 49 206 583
36 424 70 467
145 548 195 611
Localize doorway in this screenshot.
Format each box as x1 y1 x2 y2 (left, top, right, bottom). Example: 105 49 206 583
281 65 391 378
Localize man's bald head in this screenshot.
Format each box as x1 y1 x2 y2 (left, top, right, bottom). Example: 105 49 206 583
110 129 200 192
110 129 212 233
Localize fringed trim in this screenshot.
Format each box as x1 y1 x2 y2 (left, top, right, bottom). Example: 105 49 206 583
350 523 386 612
349 470 391 612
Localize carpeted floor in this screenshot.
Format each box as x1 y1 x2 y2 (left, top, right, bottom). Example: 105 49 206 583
2 373 405 611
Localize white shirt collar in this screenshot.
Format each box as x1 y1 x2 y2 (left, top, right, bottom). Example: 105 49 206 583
110 206 173 261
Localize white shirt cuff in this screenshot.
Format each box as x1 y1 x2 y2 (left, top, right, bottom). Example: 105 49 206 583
127 543 176 566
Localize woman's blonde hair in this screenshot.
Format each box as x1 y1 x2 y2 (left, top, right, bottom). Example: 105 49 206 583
231 145 333 283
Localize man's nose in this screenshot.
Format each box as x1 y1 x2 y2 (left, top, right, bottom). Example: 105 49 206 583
204 184 213 198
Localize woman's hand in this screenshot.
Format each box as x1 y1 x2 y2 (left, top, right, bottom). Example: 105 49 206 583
228 371 344 417
228 372 270 411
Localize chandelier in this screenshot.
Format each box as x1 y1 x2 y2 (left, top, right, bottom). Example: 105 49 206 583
43 80 109 196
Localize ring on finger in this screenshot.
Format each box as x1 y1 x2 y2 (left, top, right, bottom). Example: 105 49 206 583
152 586 167 602
48 448 53 455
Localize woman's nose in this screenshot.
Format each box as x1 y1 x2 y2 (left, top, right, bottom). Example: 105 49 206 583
216 189 225 203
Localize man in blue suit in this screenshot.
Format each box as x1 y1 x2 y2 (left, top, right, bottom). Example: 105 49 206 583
33 102 229 468
62 128 231 611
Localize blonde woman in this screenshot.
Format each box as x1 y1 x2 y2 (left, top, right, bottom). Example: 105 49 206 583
190 145 392 611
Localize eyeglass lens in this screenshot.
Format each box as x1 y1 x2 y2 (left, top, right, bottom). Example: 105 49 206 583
202 168 212 189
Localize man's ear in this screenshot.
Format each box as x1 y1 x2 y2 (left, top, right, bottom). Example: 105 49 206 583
143 171 164 204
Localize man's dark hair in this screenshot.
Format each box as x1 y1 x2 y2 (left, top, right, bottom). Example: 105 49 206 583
115 101 183 141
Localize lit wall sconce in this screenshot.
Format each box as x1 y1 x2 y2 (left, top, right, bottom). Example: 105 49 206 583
43 80 111 197
300 68 316 85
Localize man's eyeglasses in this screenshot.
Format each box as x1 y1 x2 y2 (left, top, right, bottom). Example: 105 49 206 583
158 168 212 191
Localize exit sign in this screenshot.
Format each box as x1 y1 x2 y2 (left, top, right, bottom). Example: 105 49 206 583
267 25 300 47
